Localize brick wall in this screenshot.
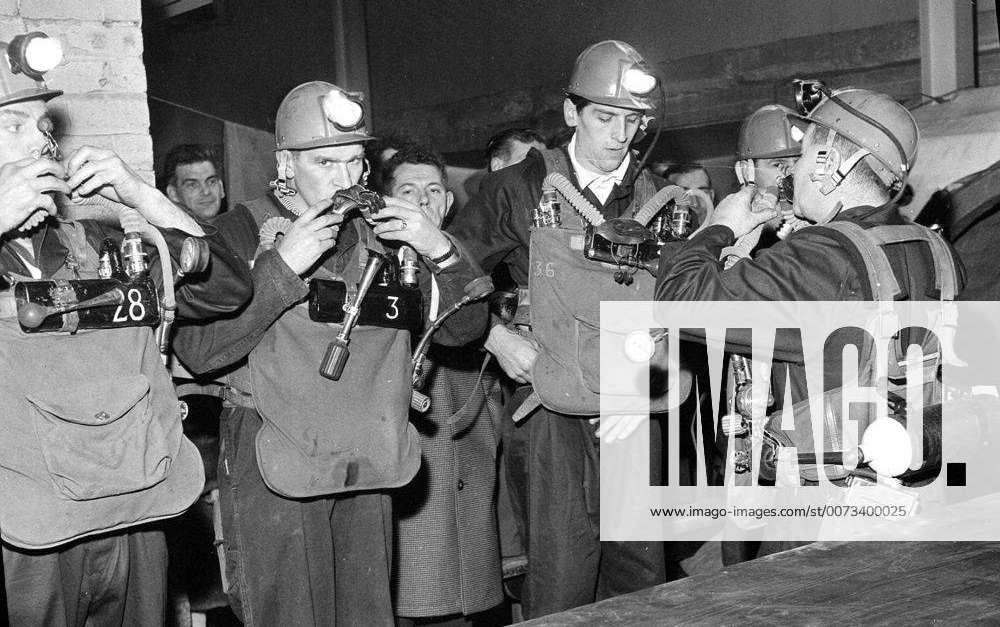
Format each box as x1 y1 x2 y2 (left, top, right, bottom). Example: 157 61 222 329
0 0 151 183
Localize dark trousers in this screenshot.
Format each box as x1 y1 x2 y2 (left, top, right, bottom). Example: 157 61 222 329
509 391 668 619
3 527 167 627
219 407 395 627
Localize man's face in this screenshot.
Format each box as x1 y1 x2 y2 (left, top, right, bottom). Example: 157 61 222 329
387 162 453 227
752 156 798 191
167 160 224 219
564 99 643 173
790 127 829 221
0 100 51 166
490 139 545 172
668 168 715 202
286 143 365 207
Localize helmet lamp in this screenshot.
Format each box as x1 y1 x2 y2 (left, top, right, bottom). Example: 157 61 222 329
622 66 656 96
7 32 62 81
322 88 365 132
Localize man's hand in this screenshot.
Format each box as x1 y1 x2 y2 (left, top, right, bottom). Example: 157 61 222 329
0 158 69 235
707 186 779 240
275 198 342 275
65 146 157 208
64 146 205 235
371 197 452 260
589 414 647 443
485 324 539 384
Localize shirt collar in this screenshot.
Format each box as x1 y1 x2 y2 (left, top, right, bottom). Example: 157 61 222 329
567 133 631 191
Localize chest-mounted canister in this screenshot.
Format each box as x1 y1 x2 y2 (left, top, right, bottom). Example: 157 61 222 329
308 261 423 332
540 172 692 284
14 209 209 357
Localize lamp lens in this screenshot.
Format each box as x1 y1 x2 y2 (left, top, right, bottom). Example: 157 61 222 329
323 89 363 129
24 36 62 74
622 67 656 96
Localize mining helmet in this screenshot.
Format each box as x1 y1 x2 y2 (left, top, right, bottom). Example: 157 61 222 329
275 81 374 151
737 105 807 160
804 87 917 187
565 40 657 111
0 32 63 108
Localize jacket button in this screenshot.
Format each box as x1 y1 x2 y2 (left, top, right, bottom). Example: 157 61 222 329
457 479 465 491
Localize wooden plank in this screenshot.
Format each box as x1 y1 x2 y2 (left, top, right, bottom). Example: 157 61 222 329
527 494 1000 624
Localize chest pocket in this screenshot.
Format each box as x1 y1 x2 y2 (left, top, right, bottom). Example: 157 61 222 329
25 374 175 500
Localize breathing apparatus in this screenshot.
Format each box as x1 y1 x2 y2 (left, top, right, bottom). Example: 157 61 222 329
3 32 210 357
16 203 210 360
409 276 494 412
537 168 693 285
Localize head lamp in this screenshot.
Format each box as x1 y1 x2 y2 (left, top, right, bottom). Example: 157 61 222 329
793 78 827 115
622 65 656 96
7 32 62 81
322 88 365 132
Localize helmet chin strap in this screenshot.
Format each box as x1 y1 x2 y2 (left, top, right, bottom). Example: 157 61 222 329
734 159 755 186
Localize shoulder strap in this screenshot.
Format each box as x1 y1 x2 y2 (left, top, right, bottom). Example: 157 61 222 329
864 225 958 301
820 221 901 301
820 222 958 302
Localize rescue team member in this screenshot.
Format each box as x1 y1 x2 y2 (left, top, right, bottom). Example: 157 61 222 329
0 32 252 626
173 81 487 627
449 41 677 618
381 145 505 625
656 86 962 485
732 104 809 246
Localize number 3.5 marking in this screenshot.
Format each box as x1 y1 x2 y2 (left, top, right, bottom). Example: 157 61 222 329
112 288 146 322
385 295 400 320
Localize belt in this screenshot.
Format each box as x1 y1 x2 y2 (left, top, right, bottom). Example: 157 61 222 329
174 380 256 409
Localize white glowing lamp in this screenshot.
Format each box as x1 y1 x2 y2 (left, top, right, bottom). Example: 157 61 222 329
860 416 913 477
23 35 62 74
622 67 656 96
322 89 364 130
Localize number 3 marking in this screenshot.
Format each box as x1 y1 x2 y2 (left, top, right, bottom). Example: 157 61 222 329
386 296 400 320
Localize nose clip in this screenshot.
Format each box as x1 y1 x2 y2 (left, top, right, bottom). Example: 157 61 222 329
37 118 61 160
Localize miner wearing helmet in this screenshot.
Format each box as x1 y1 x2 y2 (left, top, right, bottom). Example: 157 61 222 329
172 81 487 626
449 40 682 618
735 104 806 193
732 104 811 243
657 85 963 533
0 31 252 626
